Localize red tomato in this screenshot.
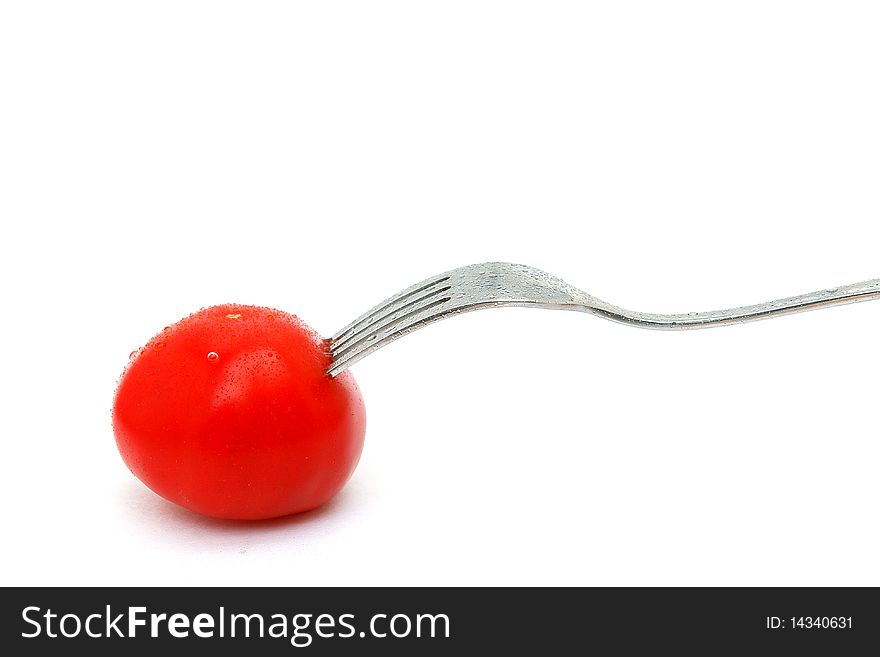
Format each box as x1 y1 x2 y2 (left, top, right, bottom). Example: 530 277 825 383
112 305 366 520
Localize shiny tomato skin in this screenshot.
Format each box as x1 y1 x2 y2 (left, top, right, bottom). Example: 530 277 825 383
112 305 365 520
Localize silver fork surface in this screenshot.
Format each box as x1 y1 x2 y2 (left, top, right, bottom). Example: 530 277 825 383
327 262 880 377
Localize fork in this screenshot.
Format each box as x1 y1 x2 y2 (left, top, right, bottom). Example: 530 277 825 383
327 262 880 376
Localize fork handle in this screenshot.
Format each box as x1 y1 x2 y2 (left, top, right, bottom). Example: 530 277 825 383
586 278 880 330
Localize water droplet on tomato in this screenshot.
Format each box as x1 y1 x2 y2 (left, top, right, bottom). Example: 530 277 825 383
129 350 138 360
226 313 241 319
153 341 166 351
266 314 275 321
163 326 172 334
207 351 219 362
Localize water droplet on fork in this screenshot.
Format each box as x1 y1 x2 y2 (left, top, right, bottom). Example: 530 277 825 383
206 351 219 362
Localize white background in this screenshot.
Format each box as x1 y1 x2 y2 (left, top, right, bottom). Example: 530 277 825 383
2 1 879 586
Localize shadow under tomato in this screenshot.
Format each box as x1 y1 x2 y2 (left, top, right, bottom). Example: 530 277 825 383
119 478 354 538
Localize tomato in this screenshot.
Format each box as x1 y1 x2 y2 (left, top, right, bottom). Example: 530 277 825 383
112 305 366 520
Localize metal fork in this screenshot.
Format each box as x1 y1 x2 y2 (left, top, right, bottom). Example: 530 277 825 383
327 262 880 377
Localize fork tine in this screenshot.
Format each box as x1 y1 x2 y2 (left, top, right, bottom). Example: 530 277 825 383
331 283 452 354
330 274 451 343
328 295 453 376
332 294 453 362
